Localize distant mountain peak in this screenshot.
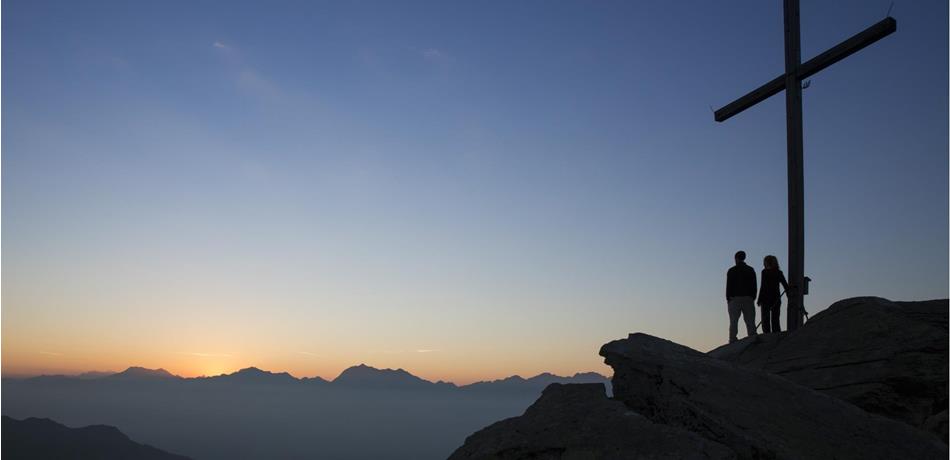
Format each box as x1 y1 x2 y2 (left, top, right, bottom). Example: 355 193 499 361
336 364 411 378
572 371 609 380
234 366 267 375
210 366 297 383
333 364 453 389
110 367 179 379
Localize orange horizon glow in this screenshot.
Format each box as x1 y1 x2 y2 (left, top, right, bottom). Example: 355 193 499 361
0 300 718 386
0 360 613 386
1 348 614 385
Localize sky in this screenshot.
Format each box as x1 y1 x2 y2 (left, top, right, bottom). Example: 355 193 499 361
2 0 947 384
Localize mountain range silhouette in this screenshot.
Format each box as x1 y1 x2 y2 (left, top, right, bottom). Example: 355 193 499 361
14 364 608 392
2 363 609 459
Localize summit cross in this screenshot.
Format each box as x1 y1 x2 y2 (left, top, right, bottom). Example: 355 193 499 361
714 0 896 330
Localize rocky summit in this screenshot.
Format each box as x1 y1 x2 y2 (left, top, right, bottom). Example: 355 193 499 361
709 297 948 442
601 333 945 459
450 297 949 459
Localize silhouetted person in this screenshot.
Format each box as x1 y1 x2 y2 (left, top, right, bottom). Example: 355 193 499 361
726 250 757 343
757 255 789 333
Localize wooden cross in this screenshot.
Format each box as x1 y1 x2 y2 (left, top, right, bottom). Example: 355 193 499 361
714 0 896 331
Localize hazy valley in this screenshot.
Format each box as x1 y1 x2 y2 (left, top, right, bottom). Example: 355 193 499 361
2 365 608 459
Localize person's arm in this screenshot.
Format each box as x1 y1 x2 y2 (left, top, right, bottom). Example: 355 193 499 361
726 268 733 301
757 270 764 305
780 270 789 292
751 268 757 302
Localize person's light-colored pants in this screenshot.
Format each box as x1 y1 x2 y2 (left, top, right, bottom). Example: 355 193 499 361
728 296 756 343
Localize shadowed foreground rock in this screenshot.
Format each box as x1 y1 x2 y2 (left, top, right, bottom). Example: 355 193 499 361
447 383 736 460
709 297 948 442
601 333 947 459
451 297 949 459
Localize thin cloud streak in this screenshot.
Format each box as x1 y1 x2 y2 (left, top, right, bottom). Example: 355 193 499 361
422 48 443 60
369 349 441 354
369 349 405 355
212 40 283 102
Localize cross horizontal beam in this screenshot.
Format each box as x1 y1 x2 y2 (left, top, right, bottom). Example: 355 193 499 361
714 16 896 122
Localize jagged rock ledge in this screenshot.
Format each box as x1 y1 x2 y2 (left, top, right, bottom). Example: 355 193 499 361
449 297 949 459
709 297 948 442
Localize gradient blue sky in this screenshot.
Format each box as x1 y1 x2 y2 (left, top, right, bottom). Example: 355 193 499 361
3 0 947 382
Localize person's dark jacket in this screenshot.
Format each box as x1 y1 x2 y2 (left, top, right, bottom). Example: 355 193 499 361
726 262 757 301
758 268 789 307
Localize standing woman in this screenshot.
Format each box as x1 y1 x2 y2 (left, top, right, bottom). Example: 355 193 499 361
758 255 789 333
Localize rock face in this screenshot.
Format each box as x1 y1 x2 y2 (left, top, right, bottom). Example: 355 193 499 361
709 297 948 442
602 333 947 459
447 383 736 460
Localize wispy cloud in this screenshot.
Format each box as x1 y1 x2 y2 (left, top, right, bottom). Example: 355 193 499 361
176 352 233 358
38 351 63 356
422 48 444 60
369 349 405 355
212 40 282 101
295 351 319 357
369 348 440 354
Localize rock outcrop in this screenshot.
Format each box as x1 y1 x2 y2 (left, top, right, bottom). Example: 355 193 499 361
448 383 736 460
450 297 950 459
709 297 948 442
602 333 947 459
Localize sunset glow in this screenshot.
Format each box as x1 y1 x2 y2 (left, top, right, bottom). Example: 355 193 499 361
3 0 947 387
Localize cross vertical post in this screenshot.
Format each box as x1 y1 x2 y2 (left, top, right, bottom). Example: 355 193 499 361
783 0 805 330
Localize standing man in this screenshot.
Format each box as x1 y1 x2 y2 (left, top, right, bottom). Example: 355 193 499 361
726 250 757 343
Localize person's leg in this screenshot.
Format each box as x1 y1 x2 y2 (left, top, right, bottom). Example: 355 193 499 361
728 300 740 343
760 304 771 333
771 301 782 332
741 297 757 337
